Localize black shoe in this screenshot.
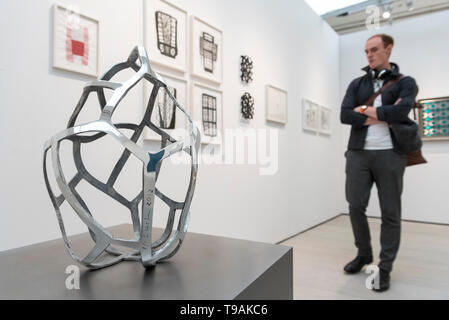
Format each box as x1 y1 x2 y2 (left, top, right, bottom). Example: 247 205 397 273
372 268 390 292
343 255 373 274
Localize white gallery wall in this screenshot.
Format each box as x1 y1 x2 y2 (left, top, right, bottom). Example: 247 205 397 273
0 0 145 252
339 10 449 224
0 0 342 252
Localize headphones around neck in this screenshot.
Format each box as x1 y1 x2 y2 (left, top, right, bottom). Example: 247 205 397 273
370 68 391 80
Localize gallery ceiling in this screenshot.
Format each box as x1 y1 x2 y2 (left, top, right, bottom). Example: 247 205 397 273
306 0 449 34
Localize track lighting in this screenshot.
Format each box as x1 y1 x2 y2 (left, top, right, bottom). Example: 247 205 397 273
405 0 414 11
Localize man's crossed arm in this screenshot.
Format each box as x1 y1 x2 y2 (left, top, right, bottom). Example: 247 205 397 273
354 98 402 126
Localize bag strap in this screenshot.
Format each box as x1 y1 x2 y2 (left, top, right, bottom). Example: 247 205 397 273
363 75 404 106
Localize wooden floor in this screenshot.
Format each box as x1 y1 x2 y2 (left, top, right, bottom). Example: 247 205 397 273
280 214 449 300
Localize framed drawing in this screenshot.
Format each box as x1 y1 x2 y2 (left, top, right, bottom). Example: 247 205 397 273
191 16 223 84
418 96 449 141
302 98 319 132
143 73 189 141
319 105 332 135
144 0 187 73
53 4 99 77
191 83 223 145
266 85 288 124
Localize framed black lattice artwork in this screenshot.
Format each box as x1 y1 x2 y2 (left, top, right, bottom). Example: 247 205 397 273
157 86 177 129
191 83 223 145
144 0 187 72
191 16 223 84
144 73 188 141
418 96 449 141
202 93 217 137
155 11 178 59
199 32 218 74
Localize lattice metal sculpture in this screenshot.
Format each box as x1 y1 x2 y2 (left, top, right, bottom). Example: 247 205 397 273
43 46 200 269
241 92 254 120
240 55 253 84
155 11 178 58
199 32 218 73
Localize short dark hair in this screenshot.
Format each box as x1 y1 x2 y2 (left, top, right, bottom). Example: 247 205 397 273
368 34 394 48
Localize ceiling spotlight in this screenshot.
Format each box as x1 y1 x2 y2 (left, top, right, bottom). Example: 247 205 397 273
382 5 391 19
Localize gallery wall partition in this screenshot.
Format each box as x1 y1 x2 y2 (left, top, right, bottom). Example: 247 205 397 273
164 0 342 244
339 9 449 225
0 0 342 252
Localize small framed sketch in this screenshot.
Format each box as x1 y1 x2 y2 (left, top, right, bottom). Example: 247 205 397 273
266 85 288 124
418 96 449 141
319 106 332 135
144 73 189 141
302 98 319 132
191 83 223 145
53 4 99 77
144 0 187 73
191 16 223 84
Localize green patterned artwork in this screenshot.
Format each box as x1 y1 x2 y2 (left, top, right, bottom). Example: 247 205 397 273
418 96 449 140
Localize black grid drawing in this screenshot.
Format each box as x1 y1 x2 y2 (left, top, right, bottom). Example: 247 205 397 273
155 86 177 129
202 93 217 137
199 32 218 73
155 11 178 59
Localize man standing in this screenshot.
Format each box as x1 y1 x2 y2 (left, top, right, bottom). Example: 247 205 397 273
340 34 418 292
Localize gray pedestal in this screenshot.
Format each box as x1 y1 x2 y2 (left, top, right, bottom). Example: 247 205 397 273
0 225 293 299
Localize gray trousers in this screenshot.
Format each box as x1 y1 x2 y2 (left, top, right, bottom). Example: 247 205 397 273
345 149 407 273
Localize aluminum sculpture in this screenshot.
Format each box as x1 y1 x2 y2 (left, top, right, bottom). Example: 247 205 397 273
43 46 200 269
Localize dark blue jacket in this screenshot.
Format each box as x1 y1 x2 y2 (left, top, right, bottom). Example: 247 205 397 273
340 63 418 152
